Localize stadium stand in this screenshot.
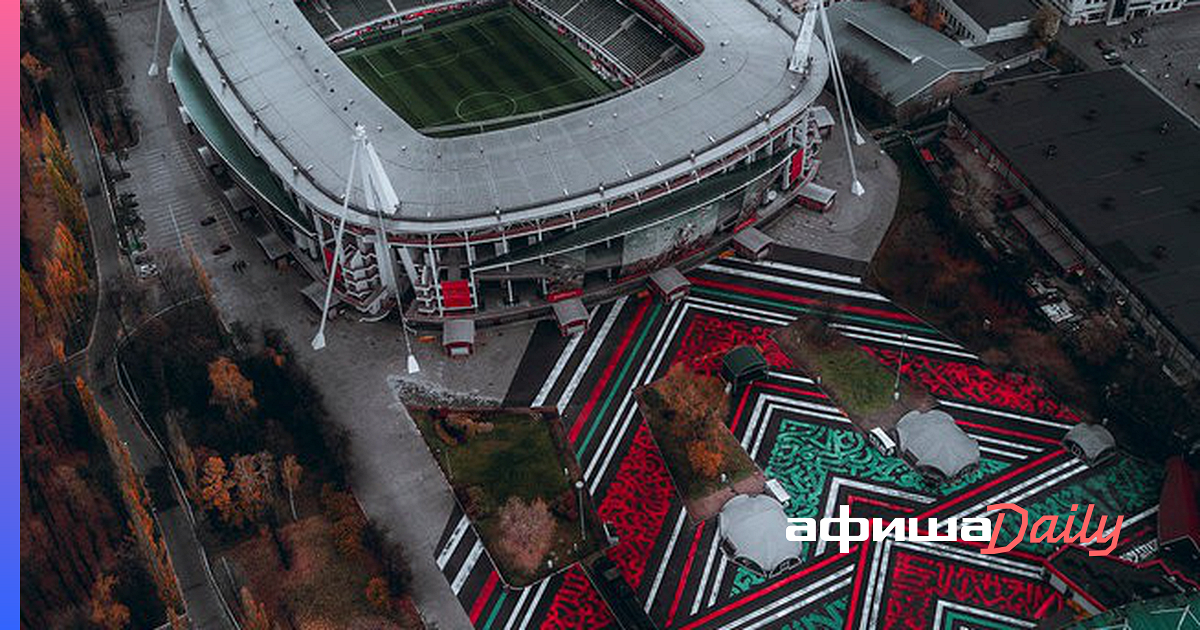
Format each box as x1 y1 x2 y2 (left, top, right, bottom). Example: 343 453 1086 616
297 0 688 82
606 18 672 75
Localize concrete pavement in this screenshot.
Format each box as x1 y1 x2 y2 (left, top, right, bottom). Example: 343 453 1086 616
763 94 901 263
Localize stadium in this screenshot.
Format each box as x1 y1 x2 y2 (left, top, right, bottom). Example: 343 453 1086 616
164 0 831 325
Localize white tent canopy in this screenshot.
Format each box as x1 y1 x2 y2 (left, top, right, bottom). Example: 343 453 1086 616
718 495 801 577
897 409 980 481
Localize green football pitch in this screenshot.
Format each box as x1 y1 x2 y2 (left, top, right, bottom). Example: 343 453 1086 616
340 8 616 132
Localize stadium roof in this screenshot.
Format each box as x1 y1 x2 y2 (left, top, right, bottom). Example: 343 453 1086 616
166 0 828 233
825 2 987 107
951 0 1036 29
953 69 1200 359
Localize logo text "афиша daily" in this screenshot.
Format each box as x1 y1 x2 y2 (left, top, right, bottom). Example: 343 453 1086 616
785 504 1124 555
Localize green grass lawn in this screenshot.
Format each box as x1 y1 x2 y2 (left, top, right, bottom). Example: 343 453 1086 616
413 409 600 585
775 317 929 427
340 7 614 131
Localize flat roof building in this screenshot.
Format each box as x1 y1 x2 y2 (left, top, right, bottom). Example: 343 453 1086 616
929 0 1037 47
950 68 1200 383
825 2 988 122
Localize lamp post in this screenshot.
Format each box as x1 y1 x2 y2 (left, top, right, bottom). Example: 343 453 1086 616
148 0 166 77
893 333 908 401
575 480 586 541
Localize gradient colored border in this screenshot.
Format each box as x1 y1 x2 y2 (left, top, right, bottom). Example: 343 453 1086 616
9 4 22 620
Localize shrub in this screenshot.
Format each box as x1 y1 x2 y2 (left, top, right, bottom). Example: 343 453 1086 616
495 497 555 575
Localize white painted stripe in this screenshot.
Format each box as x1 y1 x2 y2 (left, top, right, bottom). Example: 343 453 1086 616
502 586 531 630
531 326 585 408
437 514 471 570
740 577 855 630
933 600 1035 629
712 258 863 286
768 371 815 385
938 399 1074 430
706 554 729 608
686 297 793 326
979 445 1029 460
830 322 963 350
699 263 889 302
944 460 1086 527
516 577 551 630
554 297 628 412
835 330 980 360
690 534 723 615
644 509 688 613
969 434 1044 453
1081 506 1157 547
717 568 855 630
586 301 687 494
451 540 484 595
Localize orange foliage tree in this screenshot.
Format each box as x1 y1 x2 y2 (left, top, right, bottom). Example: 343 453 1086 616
365 576 392 613
200 456 238 526
208 357 258 424
88 574 131 630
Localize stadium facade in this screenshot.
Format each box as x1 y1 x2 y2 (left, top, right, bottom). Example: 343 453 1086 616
165 0 831 324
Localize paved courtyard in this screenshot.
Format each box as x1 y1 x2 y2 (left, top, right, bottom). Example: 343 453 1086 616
434 248 1171 629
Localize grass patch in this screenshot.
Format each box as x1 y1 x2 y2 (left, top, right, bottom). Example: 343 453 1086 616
340 7 614 132
413 408 602 586
637 364 760 520
774 316 931 429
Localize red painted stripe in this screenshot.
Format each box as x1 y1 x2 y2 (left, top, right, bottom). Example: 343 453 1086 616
843 536 873 630
665 524 707 627
678 548 852 630
756 382 829 400
955 419 1060 445
915 449 1067 521
848 495 915 514
728 384 753 433
567 299 651 444
692 277 920 323
469 571 499 624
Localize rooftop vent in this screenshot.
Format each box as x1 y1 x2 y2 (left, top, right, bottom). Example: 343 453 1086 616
1100 196 1116 211
1159 121 1171 134
1132 150 1148 163
1045 144 1058 158
1151 245 1167 260
1084 108 1098 121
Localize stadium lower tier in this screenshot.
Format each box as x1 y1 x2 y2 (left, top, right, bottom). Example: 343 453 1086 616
170 38 826 326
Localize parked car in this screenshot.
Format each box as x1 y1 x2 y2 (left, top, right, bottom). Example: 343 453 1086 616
1102 50 1122 65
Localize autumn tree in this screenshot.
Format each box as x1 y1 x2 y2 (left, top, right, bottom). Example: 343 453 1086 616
1032 4 1062 43
281 455 302 521
200 456 238 526
88 574 130 630
165 410 198 496
495 497 555 574
208 357 258 424
21 267 50 332
231 452 275 524
365 576 393 614
75 378 184 619
687 441 724 479
908 0 928 23
240 586 274 630
40 114 88 242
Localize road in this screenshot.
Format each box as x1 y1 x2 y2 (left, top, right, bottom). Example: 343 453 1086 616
47 22 236 630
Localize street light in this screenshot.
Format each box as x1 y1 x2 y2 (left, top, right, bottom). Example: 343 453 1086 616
148 0 166 77
575 480 586 541
401 307 419 375
893 333 908 401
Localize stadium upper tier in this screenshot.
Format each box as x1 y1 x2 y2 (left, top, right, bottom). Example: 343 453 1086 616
167 0 828 233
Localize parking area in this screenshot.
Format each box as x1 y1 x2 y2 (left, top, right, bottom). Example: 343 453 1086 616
1058 9 1200 120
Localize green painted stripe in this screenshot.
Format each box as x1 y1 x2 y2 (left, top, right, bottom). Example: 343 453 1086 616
692 286 938 335
480 590 508 630
576 302 663 455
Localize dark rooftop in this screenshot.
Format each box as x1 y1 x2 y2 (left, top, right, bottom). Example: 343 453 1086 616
952 0 1036 29
1045 545 1187 609
953 69 1200 358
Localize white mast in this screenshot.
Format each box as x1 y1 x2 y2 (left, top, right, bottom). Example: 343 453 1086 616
311 126 364 351
790 0 866 196
312 125 420 373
